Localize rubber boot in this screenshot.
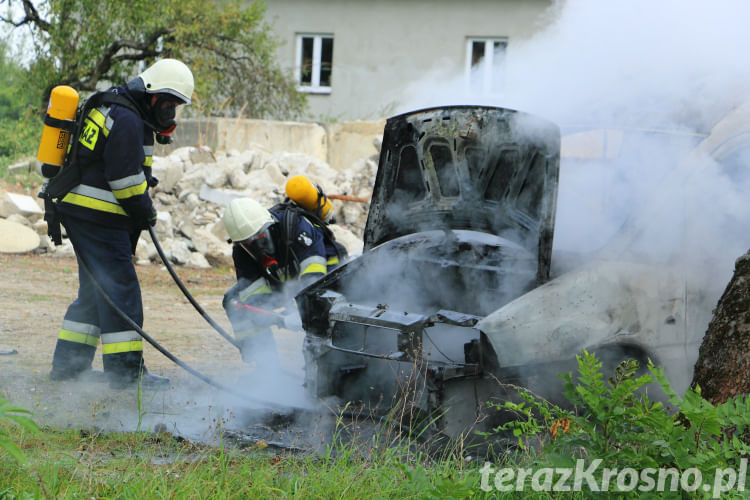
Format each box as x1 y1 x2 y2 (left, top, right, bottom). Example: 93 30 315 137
105 351 169 390
50 339 97 381
109 367 170 390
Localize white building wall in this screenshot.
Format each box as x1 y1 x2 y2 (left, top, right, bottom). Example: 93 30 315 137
264 0 554 121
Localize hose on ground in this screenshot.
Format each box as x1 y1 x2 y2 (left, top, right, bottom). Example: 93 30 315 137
148 226 240 350
77 251 283 407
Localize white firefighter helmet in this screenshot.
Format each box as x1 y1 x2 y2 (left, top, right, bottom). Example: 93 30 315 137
223 198 275 242
139 59 194 104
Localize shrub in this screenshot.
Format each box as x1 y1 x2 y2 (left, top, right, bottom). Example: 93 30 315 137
487 350 750 497
0 398 39 464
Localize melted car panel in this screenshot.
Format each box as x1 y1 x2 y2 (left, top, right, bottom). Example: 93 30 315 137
364 106 560 282
297 106 561 438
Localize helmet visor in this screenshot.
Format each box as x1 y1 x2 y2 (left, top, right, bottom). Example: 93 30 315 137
239 226 275 261
146 87 191 104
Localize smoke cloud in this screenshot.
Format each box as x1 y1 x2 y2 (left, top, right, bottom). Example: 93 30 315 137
99 1 750 439
398 0 750 283
398 0 750 128
180 1 750 438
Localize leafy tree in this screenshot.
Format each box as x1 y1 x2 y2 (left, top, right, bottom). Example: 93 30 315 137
0 0 306 119
0 40 41 165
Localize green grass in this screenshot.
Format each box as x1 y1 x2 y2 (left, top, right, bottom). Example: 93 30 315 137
6 353 746 498
0 423 492 499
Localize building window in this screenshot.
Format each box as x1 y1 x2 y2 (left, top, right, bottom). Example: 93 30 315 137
296 34 334 94
465 38 507 95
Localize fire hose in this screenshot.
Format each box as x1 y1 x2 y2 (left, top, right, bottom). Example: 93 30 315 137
147 226 297 335
147 226 241 349
70 226 296 405
75 247 290 406
79 194 362 397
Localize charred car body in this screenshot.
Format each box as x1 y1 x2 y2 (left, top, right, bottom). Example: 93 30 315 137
297 106 562 436
297 102 750 439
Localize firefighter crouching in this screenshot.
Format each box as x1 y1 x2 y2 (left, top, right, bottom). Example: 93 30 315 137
221 196 346 368
49 59 194 389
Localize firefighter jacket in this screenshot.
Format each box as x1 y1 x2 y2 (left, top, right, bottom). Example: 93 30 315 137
56 86 156 230
225 207 329 311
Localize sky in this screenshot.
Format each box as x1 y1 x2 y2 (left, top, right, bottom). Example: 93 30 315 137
1 1 37 66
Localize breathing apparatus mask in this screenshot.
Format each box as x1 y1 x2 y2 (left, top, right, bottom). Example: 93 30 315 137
124 77 181 143
238 224 283 284
151 95 182 144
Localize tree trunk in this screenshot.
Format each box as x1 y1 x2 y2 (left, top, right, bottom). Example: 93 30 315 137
691 252 750 404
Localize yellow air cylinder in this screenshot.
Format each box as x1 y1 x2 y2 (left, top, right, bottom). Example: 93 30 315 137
36 85 79 178
285 175 333 221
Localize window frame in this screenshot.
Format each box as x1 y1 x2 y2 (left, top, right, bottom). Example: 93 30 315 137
465 37 508 96
295 33 334 94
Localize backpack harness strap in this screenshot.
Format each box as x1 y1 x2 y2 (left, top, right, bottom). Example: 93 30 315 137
41 90 143 245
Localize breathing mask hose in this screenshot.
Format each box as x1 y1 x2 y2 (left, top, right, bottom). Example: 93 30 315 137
148 226 241 349
76 252 283 407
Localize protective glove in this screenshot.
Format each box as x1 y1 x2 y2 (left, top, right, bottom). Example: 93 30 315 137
137 207 157 230
147 176 159 188
223 279 251 310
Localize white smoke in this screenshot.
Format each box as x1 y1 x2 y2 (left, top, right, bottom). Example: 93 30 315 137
146 0 750 438
398 0 750 127
399 0 750 274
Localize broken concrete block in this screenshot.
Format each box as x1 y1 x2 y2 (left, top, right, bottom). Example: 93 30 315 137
0 219 41 253
6 214 32 228
329 224 363 257
187 252 211 269
189 146 215 164
151 155 184 193
0 192 43 220
50 239 74 257
204 164 229 188
168 239 192 265
191 227 233 267
33 219 48 235
228 168 251 190
199 185 247 207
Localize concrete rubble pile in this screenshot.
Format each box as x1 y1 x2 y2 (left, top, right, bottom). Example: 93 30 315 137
0 140 380 268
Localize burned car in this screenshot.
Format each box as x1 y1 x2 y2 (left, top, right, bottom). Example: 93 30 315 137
481 103 750 404
296 102 750 440
296 105 561 437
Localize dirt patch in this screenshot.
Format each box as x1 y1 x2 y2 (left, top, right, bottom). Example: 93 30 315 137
0 251 239 372
0 251 320 446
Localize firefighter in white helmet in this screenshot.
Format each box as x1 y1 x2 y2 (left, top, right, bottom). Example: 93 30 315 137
221 197 344 366
50 59 194 389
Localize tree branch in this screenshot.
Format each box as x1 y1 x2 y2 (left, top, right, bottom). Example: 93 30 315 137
0 0 51 31
78 27 173 89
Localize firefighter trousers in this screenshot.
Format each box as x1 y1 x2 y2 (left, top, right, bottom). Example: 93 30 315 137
51 215 145 382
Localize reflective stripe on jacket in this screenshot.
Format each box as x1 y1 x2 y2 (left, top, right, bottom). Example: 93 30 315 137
57 88 155 229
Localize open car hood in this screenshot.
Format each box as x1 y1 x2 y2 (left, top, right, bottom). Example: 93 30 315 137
363 106 561 281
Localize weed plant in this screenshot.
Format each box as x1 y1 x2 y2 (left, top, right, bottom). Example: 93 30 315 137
0 398 38 464
4 351 750 498
487 350 750 498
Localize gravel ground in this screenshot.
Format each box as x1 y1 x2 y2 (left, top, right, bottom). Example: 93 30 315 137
0 252 327 449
